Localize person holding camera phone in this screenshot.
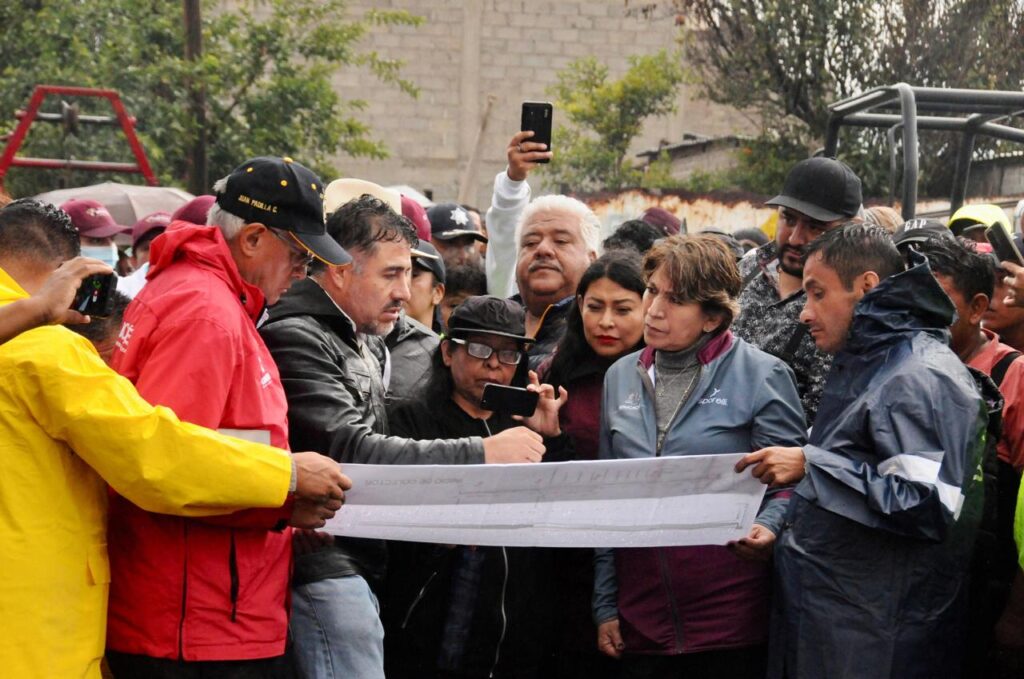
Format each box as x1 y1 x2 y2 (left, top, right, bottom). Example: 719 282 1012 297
483 118 553 302
0 253 112 344
486 116 600 371
384 295 569 679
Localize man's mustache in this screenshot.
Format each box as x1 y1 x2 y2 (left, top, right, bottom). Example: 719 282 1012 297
528 260 562 273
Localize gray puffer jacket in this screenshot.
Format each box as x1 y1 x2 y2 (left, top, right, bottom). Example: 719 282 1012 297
260 277 485 588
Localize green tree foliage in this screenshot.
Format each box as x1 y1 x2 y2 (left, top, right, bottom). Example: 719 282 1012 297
542 50 685 192
674 0 1024 197
0 0 420 197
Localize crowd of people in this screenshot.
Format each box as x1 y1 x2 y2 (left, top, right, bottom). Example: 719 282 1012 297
2 126 1024 679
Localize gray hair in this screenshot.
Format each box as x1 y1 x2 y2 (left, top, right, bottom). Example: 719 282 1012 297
206 177 246 240
514 194 601 256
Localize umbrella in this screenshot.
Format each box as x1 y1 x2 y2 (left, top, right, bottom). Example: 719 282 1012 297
35 182 195 226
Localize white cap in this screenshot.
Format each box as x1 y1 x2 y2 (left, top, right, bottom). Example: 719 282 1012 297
323 178 401 215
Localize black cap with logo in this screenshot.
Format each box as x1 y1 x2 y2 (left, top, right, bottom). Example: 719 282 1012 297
447 296 532 344
765 157 863 223
892 218 954 248
215 156 351 266
428 203 488 242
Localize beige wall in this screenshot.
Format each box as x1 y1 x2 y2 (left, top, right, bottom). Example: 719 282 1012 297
330 0 754 208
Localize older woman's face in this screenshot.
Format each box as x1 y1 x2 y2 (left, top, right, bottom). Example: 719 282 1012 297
442 333 520 408
642 265 722 352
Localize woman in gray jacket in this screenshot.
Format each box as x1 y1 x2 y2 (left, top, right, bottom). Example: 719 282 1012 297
593 234 807 679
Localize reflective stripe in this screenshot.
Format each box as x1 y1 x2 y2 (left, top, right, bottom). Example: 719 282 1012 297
877 454 941 485
878 454 963 518
936 480 965 519
217 428 271 446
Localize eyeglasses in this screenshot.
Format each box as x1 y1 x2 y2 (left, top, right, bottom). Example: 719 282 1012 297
269 228 315 269
448 337 522 365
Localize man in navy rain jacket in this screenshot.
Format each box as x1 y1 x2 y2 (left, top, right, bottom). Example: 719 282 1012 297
737 224 988 679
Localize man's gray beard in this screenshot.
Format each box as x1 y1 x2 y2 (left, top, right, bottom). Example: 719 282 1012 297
359 320 396 337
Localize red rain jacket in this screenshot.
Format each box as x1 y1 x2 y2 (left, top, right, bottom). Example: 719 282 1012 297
107 221 293 661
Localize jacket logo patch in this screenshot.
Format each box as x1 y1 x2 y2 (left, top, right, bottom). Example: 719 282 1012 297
115 322 134 353
699 387 728 406
257 355 273 388
619 391 642 410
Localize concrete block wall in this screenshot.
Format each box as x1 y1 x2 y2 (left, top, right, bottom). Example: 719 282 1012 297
330 0 754 209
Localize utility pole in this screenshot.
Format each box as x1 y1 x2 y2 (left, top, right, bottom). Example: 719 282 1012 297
183 0 208 194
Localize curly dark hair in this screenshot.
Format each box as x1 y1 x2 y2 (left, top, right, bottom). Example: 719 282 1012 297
312 194 417 274
603 219 663 254
913 236 994 302
0 198 80 262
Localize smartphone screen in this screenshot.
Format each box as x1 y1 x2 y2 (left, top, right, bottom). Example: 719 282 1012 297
521 102 553 164
481 383 539 417
71 273 118 317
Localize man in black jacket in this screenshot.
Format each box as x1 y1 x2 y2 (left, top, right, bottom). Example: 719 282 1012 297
260 193 546 679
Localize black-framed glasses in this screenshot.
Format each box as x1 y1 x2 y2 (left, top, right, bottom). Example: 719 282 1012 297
448 337 522 365
269 228 315 269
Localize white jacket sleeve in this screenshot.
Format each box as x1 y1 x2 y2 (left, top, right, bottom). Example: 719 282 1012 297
484 169 531 298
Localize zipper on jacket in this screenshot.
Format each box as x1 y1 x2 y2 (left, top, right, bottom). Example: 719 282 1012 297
401 569 440 629
477 417 509 679
657 548 685 653
229 530 239 622
178 524 189 660
488 547 510 678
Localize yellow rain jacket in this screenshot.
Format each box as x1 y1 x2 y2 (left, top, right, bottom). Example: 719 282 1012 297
0 267 293 678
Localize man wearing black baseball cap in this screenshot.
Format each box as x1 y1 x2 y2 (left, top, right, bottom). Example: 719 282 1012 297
106 156 347 677
427 202 487 268
734 156 863 425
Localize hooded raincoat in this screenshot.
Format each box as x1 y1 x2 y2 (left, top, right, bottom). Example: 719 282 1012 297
769 258 988 679
0 267 292 678
107 222 294 661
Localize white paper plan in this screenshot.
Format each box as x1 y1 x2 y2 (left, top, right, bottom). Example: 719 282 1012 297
322 454 768 548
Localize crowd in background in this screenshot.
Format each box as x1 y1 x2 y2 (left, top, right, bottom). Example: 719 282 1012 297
2 126 1024 679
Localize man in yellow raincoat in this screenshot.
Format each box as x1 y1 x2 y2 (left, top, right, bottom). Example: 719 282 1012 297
0 198 351 678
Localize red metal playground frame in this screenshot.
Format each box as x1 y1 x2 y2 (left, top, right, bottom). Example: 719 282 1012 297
0 85 157 190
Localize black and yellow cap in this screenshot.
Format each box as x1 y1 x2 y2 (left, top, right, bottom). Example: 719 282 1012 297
215 156 351 266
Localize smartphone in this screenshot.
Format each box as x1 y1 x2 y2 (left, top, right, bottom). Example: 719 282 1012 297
480 383 539 417
71 273 118 317
985 223 1024 267
521 101 553 164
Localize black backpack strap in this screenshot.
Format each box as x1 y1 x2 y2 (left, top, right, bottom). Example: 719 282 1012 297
777 323 811 365
991 351 1021 388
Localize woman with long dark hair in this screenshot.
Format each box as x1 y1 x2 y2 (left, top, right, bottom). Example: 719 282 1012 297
540 250 646 679
544 250 646 460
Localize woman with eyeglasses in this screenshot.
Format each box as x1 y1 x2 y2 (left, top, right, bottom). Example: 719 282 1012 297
383 295 569 679
594 235 807 679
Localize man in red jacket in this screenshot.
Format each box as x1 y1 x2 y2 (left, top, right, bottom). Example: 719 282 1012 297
106 157 352 677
